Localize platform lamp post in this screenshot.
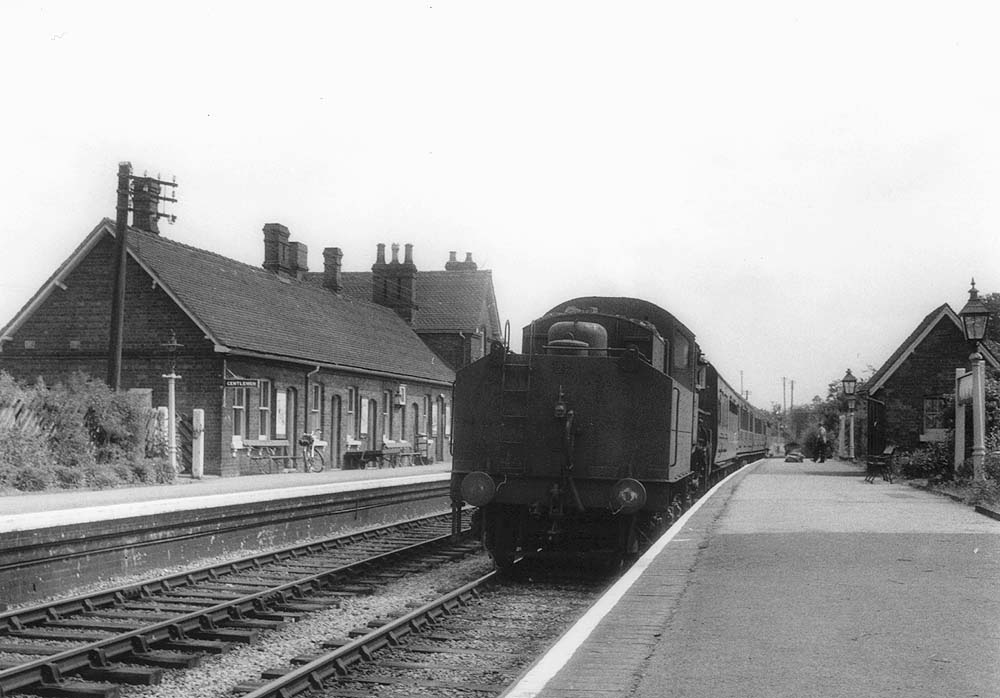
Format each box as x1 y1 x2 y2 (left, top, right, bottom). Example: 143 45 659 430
162 330 183 476
841 369 857 461
959 279 991 482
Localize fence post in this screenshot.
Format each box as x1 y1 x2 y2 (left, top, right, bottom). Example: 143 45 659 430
192 409 205 479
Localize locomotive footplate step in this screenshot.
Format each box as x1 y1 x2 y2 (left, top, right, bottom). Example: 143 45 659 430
19 680 121 698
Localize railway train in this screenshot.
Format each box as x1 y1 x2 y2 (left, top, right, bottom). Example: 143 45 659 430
449 296 779 568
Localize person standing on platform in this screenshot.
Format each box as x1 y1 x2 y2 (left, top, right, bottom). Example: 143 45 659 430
815 424 828 463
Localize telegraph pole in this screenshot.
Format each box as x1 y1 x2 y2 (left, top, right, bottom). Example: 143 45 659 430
108 162 132 390
106 163 178 390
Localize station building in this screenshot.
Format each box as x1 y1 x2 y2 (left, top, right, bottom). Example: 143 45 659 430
864 303 999 453
0 210 502 476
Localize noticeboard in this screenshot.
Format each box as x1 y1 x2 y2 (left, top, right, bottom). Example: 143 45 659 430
956 371 973 405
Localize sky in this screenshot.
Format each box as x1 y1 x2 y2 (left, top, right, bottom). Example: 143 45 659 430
2 1 999 410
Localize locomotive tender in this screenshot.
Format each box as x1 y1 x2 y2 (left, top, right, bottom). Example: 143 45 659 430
450 296 776 567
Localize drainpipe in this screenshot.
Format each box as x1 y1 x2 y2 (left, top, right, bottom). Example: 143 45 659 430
305 365 321 436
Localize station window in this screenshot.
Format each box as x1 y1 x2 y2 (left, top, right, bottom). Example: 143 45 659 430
232 387 248 438
360 397 370 436
310 384 323 434
923 397 946 430
258 380 271 440
275 389 288 439
383 390 392 438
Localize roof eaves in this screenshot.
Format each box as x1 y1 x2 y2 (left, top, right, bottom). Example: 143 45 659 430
223 346 454 386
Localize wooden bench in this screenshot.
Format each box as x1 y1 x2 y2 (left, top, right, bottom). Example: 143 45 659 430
343 449 384 469
865 445 896 483
242 439 295 474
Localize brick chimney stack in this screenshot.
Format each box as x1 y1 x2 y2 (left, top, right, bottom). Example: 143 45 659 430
371 242 417 323
132 177 160 234
445 251 460 270
288 241 308 278
263 223 291 275
323 247 343 292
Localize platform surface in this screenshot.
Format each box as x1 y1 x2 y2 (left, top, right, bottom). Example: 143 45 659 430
0 462 451 533
504 459 1000 698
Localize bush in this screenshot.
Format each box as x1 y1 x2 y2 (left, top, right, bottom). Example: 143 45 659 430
13 466 55 492
0 370 173 493
54 466 85 489
131 457 175 484
84 465 122 490
900 442 953 480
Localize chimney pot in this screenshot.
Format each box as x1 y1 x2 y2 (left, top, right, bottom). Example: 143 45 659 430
391 243 400 264
404 243 414 265
375 243 386 266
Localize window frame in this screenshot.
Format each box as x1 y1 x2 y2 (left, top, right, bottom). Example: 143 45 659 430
232 387 249 438
258 379 272 440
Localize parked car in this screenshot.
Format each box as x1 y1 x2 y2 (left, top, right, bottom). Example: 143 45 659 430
784 442 804 463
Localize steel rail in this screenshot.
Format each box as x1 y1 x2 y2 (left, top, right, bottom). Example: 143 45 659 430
238 569 500 698
0 516 469 695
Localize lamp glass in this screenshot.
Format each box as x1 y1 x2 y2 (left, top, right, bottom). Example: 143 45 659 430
841 369 857 397
959 282 991 342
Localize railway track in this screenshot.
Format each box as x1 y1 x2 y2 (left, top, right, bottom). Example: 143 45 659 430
233 562 607 698
0 512 477 698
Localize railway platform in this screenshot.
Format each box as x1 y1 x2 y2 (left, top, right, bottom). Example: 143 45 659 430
503 458 1000 698
0 461 451 531
0 462 452 608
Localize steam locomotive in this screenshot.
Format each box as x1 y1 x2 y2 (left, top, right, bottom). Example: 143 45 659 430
450 297 777 568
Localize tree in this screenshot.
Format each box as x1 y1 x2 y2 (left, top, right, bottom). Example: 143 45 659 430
984 292 1000 344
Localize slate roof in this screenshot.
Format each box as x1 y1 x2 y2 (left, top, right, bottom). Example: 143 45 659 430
866 303 999 394
308 270 498 333
3 220 454 384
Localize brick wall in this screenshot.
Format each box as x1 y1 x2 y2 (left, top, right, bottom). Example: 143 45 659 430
222 357 451 472
874 316 972 450
417 331 491 372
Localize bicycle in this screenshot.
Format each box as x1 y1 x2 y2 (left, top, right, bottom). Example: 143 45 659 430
298 430 328 472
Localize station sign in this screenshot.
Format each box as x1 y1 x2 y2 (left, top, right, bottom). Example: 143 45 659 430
956 371 973 405
225 378 259 388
